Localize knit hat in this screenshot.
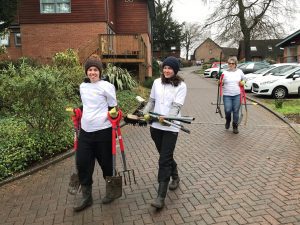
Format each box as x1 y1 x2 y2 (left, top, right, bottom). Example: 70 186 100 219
162 56 180 75
84 55 103 75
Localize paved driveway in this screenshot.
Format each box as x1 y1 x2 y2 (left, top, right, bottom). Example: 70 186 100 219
1 66 300 225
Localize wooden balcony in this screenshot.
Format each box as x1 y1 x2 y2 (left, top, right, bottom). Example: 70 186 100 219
99 34 147 64
78 34 149 82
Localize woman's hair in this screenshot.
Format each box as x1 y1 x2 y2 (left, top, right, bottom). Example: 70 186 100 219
228 56 238 64
161 74 184 86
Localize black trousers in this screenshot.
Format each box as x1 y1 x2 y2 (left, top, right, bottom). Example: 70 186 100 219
76 127 112 186
150 127 178 183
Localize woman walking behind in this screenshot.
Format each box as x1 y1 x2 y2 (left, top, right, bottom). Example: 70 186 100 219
143 56 187 209
219 57 245 134
73 54 118 212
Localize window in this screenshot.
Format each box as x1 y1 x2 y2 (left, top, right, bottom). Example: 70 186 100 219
268 46 272 51
250 46 257 51
40 0 71 14
0 33 9 46
14 33 21 46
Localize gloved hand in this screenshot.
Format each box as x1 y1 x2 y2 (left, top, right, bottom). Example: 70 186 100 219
144 114 151 122
158 116 170 126
239 80 245 87
109 107 118 118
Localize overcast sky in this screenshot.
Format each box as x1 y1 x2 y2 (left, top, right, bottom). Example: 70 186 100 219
168 0 300 35
162 0 299 58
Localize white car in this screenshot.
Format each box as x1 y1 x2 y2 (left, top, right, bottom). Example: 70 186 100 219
244 63 299 91
204 64 227 78
252 66 300 99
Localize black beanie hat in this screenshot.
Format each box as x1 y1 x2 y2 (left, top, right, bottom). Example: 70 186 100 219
84 57 103 75
162 56 180 75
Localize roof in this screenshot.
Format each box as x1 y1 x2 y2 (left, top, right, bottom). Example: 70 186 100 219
222 47 238 57
194 38 221 54
275 29 300 47
238 39 283 58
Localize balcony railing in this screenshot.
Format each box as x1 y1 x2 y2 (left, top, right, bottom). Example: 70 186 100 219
99 34 147 63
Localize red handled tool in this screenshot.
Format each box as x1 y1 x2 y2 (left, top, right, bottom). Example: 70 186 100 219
108 110 136 186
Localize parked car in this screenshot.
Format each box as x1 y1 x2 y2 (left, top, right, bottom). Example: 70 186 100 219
204 64 227 78
211 62 227 68
244 63 299 91
239 61 270 74
252 65 300 99
196 61 202 66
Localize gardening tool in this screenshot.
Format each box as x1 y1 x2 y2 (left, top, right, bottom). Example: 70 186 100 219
147 111 195 124
125 113 192 134
108 109 136 188
67 107 82 195
211 102 257 106
216 52 224 118
240 84 248 125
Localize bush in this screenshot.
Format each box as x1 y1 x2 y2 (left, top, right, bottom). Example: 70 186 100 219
274 99 284 108
0 118 72 181
104 63 137 90
152 58 161 77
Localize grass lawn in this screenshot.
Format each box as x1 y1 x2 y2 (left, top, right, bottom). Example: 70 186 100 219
258 98 300 123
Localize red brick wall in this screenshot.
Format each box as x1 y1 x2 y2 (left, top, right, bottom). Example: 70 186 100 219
18 22 106 63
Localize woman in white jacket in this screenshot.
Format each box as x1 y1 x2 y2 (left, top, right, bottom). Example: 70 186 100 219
143 56 187 209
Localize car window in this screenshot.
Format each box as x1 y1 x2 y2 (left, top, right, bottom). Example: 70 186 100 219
271 66 300 76
253 66 275 74
245 63 254 69
268 65 294 75
253 63 268 70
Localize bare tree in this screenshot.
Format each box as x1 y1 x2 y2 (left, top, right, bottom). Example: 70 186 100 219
204 0 298 61
181 22 205 60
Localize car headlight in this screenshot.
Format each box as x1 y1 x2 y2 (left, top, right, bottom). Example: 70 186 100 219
260 80 277 85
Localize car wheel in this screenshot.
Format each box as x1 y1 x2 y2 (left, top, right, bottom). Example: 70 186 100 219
211 71 218 78
272 86 287 99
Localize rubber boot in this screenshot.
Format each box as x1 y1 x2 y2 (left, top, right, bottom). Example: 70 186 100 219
73 185 93 212
101 177 122 204
169 167 180 190
151 182 169 209
225 117 231 130
233 123 239 134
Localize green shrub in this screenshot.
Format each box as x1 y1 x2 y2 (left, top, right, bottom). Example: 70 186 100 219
152 58 161 77
274 99 284 108
104 63 137 90
0 118 72 181
143 76 155 89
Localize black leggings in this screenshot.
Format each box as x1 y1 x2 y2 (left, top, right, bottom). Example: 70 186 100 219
150 127 178 183
76 128 112 186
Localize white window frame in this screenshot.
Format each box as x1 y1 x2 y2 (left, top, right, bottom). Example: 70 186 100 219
0 33 10 46
40 0 71 14
268 46 273 51
250 46 257 51
14 33 21 47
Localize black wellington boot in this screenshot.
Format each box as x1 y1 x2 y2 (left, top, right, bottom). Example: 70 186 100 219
73 185 93 212
225 116 231 129
233 123 239 134
151 182 169 209
169 167 180 191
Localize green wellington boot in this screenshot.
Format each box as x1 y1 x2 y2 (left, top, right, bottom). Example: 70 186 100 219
73 185 93 212
151 182 169 209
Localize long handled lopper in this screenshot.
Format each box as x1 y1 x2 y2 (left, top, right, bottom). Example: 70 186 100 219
125 112 192 134
108 109 136 189
216 52 223 118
